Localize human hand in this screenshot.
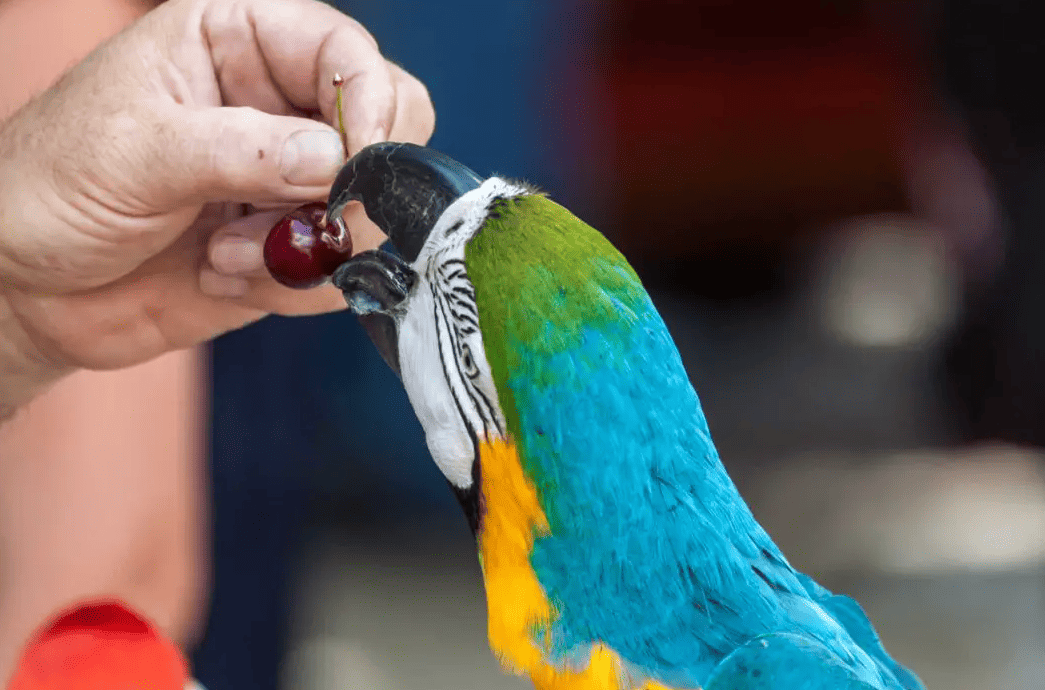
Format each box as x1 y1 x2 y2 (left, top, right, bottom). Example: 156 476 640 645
0 0 434 405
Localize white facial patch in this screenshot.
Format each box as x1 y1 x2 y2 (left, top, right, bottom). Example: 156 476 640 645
398 285 478 487
412 177 533 266
394 177 529 489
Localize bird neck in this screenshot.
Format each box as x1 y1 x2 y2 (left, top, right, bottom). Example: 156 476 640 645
474 436 679 690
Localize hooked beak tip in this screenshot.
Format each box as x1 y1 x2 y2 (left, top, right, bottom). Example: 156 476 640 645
325 142 483 262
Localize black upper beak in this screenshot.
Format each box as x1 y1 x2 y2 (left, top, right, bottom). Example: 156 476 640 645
325 142 483 262
327 143 482 379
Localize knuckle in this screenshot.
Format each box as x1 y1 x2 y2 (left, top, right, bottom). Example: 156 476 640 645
350 19 381 52
394 68 436 143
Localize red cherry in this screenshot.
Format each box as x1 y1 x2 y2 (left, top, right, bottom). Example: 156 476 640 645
264 202 353 289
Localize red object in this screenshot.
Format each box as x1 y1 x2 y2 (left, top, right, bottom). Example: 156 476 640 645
8 600 189 690
595 0 922 260
264 202 353 289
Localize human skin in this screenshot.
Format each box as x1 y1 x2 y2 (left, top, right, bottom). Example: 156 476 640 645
0 3 206 683
0 0 434 682
0 0 434 408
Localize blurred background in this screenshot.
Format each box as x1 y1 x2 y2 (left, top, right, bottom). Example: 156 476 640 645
195 2 1045 690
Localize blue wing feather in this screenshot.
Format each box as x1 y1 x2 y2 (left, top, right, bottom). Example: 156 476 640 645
793 573 926 690
705 632 882 690
503 257 922 689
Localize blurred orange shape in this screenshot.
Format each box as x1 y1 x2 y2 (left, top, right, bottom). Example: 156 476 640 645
8 599 189 690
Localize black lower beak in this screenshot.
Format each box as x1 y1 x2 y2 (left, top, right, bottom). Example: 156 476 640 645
332 249 417 378
357 313 401 379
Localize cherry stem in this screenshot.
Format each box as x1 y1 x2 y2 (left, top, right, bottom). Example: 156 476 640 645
333 73 348 157
323 74 350 231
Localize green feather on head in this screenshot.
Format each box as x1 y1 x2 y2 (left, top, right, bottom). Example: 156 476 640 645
464 193 647 444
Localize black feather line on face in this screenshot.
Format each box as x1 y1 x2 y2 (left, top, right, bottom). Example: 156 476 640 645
427 250 505 536
432 281 479 441
449 461 482 536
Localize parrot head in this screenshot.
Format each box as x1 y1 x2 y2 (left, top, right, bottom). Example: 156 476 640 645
327 142 641 535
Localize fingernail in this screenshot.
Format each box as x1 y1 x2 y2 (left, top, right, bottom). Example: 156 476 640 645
210 236 263 275
281 130 345 185
200 269 249 298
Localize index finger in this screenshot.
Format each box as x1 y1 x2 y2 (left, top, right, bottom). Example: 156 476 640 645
205 0 396 153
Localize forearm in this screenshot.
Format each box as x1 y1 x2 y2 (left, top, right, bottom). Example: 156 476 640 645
0 0 158 119
0 295 66 422
0 349 210 682
0 117 57 420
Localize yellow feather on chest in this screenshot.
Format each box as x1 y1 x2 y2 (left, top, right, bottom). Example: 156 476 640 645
476 438 680 690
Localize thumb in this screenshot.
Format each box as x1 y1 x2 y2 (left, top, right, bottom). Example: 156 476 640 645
165 106 346 207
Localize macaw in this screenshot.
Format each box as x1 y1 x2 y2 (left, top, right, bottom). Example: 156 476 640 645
325 142 926 690
8 599 197 690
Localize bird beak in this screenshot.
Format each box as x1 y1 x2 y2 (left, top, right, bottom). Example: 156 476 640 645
331 250 416 377
324 142 483 262
327 143 483 378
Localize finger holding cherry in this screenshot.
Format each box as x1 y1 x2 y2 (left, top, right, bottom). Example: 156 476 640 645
262 76 354 290
0 0 436 415
201 65 429 311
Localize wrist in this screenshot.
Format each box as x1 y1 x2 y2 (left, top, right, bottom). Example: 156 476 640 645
0 290 68 420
